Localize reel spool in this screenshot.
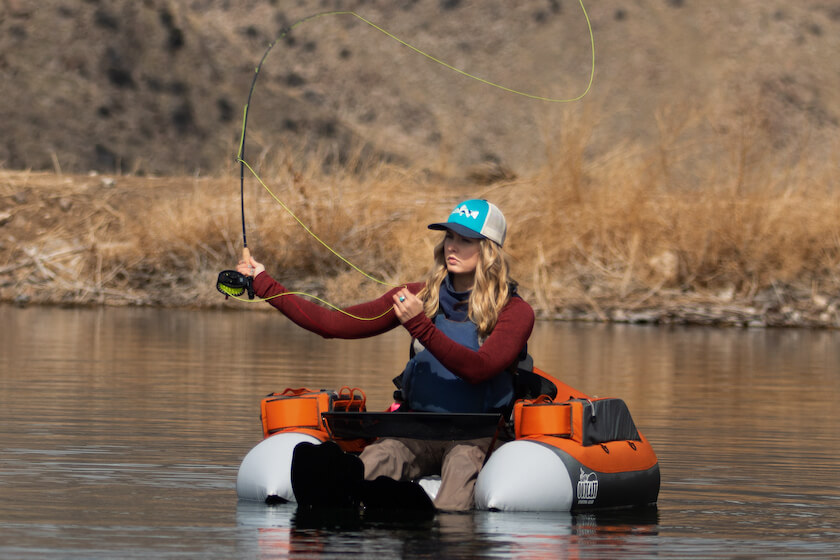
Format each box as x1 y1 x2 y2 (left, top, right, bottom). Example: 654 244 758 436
216 270 254 299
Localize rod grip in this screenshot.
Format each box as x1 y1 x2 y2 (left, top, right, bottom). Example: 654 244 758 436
242 247 251 262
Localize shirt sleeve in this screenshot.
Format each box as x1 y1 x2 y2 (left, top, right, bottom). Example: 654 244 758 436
252 272 424 339
402 296 535 384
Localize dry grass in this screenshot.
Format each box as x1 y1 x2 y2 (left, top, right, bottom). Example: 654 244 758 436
2 103 839 326
504 107 840 322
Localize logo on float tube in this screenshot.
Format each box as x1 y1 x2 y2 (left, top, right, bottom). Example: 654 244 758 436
577 469 599 504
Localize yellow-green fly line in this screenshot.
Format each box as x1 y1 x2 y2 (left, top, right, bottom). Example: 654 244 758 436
229 2 595 318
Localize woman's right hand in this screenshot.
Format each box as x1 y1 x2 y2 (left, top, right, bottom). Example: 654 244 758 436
237 255 265 278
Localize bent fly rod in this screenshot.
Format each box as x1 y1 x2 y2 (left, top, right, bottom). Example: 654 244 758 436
217 6 594 301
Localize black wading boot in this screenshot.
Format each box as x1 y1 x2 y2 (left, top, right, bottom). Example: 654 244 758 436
291 441 364 509
291 441 436 519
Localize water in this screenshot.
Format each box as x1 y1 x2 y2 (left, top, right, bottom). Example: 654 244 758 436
1 305 838 559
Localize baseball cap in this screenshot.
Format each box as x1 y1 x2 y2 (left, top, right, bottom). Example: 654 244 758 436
428 199 507 247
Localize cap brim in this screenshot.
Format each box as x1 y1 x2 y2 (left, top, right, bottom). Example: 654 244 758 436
428 222 486 240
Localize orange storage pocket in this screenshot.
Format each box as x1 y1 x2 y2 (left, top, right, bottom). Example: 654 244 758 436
260 389 332 437
514 399 573 439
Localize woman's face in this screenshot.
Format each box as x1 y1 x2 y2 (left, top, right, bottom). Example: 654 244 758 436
443 230 481 283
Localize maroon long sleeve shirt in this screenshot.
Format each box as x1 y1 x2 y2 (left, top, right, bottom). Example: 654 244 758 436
252 272 535 384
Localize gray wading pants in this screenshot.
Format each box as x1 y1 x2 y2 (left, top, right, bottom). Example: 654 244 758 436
359 437 494 511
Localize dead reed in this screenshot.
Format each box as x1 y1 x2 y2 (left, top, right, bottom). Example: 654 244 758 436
2 109 839 326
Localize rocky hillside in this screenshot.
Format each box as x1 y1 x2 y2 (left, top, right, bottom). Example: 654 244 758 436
2 0 839 178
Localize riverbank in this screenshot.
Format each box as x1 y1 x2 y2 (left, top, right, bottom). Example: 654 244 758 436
2 165 838 328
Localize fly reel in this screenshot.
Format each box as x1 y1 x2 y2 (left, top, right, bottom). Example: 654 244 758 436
216 270 254 299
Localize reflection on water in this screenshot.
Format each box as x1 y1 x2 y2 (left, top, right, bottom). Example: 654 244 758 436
1 305 839 558
233 502 660 559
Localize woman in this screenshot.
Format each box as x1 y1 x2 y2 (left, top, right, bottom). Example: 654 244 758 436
237 199 534 511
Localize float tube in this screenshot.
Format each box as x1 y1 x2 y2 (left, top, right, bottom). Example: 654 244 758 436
236 369 659 511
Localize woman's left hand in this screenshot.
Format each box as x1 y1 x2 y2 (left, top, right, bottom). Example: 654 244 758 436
393 288 423 324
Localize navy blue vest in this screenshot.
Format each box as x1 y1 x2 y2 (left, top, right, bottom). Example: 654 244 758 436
400 277 515 413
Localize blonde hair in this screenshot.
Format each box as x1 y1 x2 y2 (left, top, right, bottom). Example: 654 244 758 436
418 236 513 339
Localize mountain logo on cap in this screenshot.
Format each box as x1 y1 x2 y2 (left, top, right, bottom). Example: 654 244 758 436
454 205 480 219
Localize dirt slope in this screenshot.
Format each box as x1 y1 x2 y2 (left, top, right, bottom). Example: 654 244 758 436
2 0 839 178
